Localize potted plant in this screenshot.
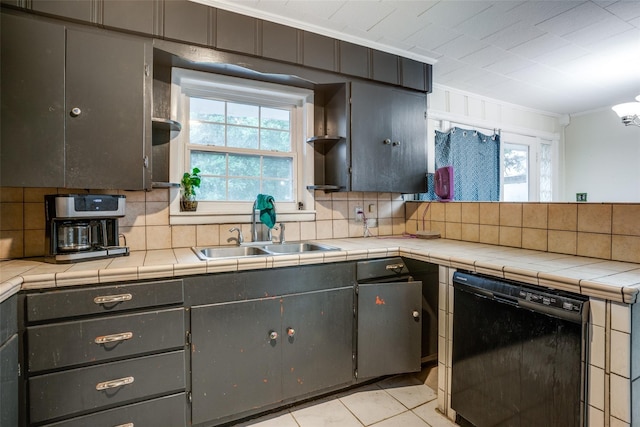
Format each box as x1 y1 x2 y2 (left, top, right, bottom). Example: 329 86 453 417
180 167 201 211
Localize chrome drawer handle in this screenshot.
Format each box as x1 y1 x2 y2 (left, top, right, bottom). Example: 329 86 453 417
385 263 404 271
96 376 134 391
94 293 132 305
94 332 133 345
114 424 134 427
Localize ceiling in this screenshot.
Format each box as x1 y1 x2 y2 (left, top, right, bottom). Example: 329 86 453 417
193 0 640 115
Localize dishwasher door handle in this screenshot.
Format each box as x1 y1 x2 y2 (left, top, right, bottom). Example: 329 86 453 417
493 294 518 306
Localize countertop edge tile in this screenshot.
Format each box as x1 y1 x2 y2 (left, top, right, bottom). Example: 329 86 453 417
55 270 100 287
99 267 139 283
0 277 22 304
138 264 174 280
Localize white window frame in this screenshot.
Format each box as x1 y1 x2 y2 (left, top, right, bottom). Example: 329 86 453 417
169 68 316 224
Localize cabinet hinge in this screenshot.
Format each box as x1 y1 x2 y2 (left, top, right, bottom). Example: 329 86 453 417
144 64 150 77
143 156 149 168
186 331 192 346
187 391 192 404
17 362 21 377
424 111 427 119
354 369 358 379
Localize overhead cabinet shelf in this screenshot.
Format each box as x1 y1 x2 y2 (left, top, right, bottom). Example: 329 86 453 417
306 135 344 144
152 117 182 133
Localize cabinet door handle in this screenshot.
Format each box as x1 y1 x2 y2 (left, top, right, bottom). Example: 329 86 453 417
287 327 295 337
383 138 391 145
269 331 278 340
70 107 82 117
114 424 134 427
385 263 404 271
96 376 134 391
94 293 132 305
95 332 133 344
392 141 401 146
412 310 420 319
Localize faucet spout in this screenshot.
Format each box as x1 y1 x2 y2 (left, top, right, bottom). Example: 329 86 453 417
251 200 259 242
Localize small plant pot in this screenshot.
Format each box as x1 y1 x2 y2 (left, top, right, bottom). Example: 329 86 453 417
180 199 198 212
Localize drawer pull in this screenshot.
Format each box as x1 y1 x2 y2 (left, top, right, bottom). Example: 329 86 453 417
94 293 132 305
385 263 404 271
96 376 134 391
114 424 134 427
94 332 133 345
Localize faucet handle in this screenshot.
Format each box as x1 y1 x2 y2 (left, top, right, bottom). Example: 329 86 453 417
228 227 244 245
278 222 286 244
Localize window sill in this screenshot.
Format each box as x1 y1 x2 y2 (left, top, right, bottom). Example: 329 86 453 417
170 210 316 225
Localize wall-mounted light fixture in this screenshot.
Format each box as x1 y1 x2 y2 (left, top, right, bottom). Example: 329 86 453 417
612 95 640 127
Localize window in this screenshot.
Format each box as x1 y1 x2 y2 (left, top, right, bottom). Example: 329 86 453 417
501 135 555 202
170 69 315 223
503 143 529 201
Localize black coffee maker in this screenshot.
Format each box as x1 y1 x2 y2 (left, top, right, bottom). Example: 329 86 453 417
44 194 129 263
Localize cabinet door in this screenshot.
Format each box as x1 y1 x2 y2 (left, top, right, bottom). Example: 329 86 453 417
190 298 282 424
357 281 422 380
390 89 427 193
0 12 66 187
349 81 393 191
281 288 353 400
66 28 152 190
0 335 18 427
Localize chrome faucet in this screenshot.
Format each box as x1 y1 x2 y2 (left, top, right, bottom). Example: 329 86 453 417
228 227 244 246
278 223 286 244
250 199 277 243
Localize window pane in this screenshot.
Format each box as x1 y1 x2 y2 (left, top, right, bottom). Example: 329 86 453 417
227 125 259 149
504 144 529 201
190 122 225 146
191 151 226 176
228 103 259 126
229 178 260 201
199 177 227 201
262 157 292 179
190 98 225 123
263 179 293 201
261 107 290 130
229 154 260 177
540 143 552 202
261 129 291 152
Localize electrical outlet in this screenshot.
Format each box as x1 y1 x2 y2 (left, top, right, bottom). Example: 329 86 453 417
354 207 363 222
576 193 587 202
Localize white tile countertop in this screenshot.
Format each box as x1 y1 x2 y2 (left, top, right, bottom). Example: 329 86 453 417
2 237 640 304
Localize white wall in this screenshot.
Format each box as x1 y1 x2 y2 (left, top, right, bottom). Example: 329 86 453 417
564 108 640 202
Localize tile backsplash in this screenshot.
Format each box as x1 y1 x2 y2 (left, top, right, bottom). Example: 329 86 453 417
0 187 406 259
406 201 640 264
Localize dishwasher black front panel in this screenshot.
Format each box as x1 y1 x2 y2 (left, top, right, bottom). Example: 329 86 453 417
451 272 587 427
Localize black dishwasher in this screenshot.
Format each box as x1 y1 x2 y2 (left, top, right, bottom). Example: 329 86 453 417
451 271 588 427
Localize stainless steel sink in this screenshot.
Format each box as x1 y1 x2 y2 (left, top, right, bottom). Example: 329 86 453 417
193 241 340 260
263 242 340 254
193 246 269 260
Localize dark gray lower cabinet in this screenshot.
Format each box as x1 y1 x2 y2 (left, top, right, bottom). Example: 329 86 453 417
191 288 354 425
0 334 18 427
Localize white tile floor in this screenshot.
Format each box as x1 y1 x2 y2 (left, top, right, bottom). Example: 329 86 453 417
233 366 458 427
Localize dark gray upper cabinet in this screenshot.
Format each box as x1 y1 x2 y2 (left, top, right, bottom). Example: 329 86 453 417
402 57 428 91
31 0 95 23
262 20 298 63
102 0 159 35
1 12 66 187
303 31 337 72
372 49 399 85
164 0 209 46
65 27 152 190
350 81 427 193
216 9 257 55
1 10 152 190
339 41 369 79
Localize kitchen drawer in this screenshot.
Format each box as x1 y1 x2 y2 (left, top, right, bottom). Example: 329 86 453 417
26 279 183 323
29 350 186 424
27 307 185 373
42 392 187 427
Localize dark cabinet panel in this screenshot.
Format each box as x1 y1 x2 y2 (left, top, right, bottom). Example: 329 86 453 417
25 279 184 322
31 0 95 22
191 298 282 424
401 57 427 91
339 41 369 78
27 307 185 372
372 49 399 85
350 81 427 193
281 288 353 400
102 0 159 35
0 335 19 427
164 0 209 46
357 281 422 379
42 393 187 427
216 9 257 55
262 20 298 63
303 31 337 71
1 12 66 187
65 27 152 190
29 350 186 424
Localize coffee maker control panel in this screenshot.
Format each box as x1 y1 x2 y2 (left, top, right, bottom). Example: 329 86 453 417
50 194 126 219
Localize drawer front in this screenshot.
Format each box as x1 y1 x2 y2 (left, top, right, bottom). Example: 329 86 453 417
28 307 185 373
26 279 184 322
42 393 187 427
29 350 186 424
